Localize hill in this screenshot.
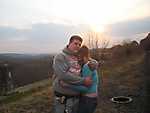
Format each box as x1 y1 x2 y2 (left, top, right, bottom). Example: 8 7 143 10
0 53 54 87
0 51 146 113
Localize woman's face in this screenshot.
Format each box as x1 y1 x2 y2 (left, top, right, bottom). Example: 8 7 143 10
78 54 88 64
78 46 89 64
83 57 89 63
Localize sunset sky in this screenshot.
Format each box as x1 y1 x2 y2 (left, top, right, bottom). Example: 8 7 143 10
0 0 150 53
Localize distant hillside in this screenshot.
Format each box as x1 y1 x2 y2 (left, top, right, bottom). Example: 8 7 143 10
0 53 54 60
0 53 54 87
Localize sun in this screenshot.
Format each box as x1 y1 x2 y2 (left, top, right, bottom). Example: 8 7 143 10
91 25 105 33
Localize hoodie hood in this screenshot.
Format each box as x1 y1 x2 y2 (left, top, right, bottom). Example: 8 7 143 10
63 47 78 56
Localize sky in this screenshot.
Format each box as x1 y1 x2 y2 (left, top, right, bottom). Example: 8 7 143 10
0 0 150 53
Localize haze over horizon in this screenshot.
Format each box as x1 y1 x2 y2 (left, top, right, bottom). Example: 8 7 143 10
0 0 150 53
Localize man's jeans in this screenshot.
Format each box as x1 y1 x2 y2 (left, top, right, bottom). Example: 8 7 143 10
52 95 79 113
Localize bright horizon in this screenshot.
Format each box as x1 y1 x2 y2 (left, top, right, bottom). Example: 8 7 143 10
0 0 150 53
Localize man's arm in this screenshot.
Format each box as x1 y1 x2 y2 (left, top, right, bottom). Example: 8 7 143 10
66 84 88 93
59 80 88 93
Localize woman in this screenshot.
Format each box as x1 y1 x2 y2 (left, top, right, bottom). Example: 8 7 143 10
77 45 99 113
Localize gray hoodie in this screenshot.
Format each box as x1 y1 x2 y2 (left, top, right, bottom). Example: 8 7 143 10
52 47 84 96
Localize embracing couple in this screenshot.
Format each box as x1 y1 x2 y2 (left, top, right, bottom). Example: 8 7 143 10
52 35 100 113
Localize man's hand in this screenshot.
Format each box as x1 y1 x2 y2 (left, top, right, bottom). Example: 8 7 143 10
84 76 92 86
59 80 69 87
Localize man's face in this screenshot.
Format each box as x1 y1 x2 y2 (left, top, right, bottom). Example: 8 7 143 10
68 39 82 52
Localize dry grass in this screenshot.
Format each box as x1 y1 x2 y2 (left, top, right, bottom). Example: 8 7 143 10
0 54 145 113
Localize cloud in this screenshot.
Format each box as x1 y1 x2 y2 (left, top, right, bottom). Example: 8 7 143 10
107 16 150 40
0 23 89 53
0 26 20 39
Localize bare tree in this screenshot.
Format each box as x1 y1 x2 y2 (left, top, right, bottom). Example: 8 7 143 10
80 31 110 60
81 31 110 49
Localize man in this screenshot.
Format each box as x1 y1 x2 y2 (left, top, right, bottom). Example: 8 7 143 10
52 35 92 113
140 33 150 113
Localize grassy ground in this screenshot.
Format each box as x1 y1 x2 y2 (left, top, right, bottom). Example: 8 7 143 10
0 79 53 113
0 54 145 113
96 54 145 113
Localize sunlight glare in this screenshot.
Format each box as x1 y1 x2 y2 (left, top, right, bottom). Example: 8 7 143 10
50 0 141 26
91 25 105 33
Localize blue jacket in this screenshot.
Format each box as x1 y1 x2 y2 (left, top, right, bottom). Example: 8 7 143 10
68 64 99 94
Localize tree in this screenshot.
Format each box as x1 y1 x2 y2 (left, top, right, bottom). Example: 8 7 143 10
80 31 110 61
